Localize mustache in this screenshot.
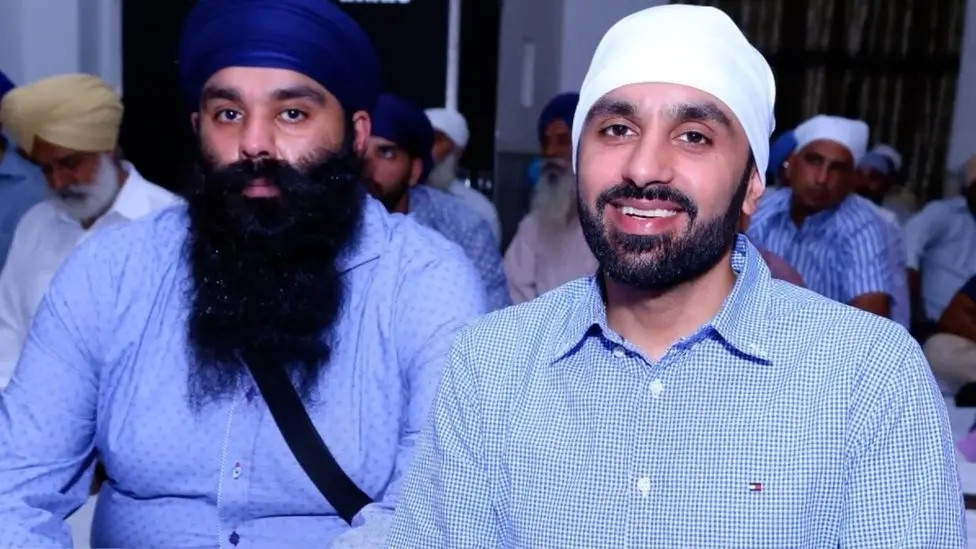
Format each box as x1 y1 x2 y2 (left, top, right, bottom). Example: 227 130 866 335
595 183 698 219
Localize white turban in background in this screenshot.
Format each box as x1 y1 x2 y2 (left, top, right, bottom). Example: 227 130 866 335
425 108 469 149
793 115 869 164
572 4 776 185
870 143 903 171
0 73 123 156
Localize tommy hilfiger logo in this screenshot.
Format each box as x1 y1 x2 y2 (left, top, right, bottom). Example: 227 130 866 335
748 482 763 492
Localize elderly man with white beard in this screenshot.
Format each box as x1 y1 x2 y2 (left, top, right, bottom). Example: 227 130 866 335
0 73 179 385
503 92 599 303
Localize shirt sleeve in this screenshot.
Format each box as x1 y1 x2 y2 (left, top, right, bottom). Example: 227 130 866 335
903 202 945 271
841 217 892 303
386 326 500 548
502 217 539 304
328 243 488 548
0 243 105 545
840 329 966 546
0 214 36 384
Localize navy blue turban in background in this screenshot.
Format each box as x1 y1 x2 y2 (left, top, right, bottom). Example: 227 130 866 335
370 93 435 182
537 92 580 144
177 0 382 116
0 70 13 102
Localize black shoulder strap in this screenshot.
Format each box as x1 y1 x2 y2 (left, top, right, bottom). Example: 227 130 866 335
245 361 373 524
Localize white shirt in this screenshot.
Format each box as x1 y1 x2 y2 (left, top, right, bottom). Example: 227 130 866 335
0 163 180 386
445 179 502 245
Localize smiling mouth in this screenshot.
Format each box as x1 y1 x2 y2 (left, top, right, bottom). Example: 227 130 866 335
618 205 681 219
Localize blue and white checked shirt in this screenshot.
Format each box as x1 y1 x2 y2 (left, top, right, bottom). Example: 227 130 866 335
747 188 896 308
0 197 487 548
388 235 965 548
409 185 510 311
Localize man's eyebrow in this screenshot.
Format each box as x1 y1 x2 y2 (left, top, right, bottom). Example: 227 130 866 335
586 98 636 122
666 101 733 131
200 86 241 104
272 86 326 105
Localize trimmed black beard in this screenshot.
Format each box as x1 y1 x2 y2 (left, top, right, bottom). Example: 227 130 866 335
183 143 364 407
579 167 750 293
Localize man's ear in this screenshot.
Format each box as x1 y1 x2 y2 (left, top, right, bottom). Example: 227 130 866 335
741 166 765 218
351 110 371 156
408 158 423 187
190 112 200 134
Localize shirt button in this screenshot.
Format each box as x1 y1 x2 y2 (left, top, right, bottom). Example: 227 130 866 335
232 462 243 480
636 476 651 497
612 346 626 358
229 531 240 546
649 379 665 398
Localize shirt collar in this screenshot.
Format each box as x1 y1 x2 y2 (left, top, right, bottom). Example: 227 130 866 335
108 162 166 220
334 193 387 274
551 234 772 363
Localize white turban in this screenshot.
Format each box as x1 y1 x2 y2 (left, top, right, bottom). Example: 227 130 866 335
870 144 902 171
425 108 469 149
793 115 869 164
572 4 776 184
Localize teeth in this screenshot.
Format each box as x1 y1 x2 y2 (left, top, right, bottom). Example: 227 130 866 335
620 206 678 219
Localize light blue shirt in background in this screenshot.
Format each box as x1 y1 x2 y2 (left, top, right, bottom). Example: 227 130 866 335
409 185 510 311
0 197 488 548
389 236 963 548
0 141 45 269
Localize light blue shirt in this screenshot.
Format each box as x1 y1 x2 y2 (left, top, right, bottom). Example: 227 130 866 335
0 140 45 269
409 185 509 311
904 196 976 321
389 236 964 548
748 188 896 307
0 197 488 547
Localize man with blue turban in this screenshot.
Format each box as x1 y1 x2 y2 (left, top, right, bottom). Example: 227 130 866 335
0 1 487 547
0 69 45 268
364 93 509 311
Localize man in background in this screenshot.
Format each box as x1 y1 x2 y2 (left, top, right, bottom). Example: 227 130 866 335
503 92 598 303
364 93 509 311
0 73 179 385
748 115 897 319
925 273 976 392
857 144 916 224
425 107 501 243
0 70 44 269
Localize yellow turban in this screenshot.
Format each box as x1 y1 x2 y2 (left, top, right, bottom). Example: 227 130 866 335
0 73 123 155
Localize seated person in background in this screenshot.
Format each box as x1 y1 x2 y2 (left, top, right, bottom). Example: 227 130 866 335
0 73 179 386
504 92 599 303
0 70 45 269
860 143 916 224
925 274 976 393
363 93 509 311
0 1 486 546
765 129 795 186
905 154 976 334
748 115 896 319
424 107 502 243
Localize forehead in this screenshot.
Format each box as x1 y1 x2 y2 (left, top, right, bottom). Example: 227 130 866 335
796 140 854 162
544 119 570 135
202 66 332 103
367 136 400 149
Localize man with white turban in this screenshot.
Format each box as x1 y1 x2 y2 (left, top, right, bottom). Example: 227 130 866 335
748 115 905 322
856 143 916 223
424 107 502 242
389 5 962 547
0 73 179 385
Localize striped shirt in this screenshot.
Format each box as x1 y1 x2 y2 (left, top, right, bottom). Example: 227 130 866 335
388 235 965 548
747 188 896 307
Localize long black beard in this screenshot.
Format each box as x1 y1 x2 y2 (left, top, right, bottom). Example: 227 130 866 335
183 142 364 407
579 167 750 293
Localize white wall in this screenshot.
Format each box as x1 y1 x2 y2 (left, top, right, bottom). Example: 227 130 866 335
947 0 976 174
0 0 122 91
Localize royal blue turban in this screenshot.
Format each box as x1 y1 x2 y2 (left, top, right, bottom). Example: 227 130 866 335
0 70 14 102
177 0 382 116
370 93 434 182
537 92 580 144
767 130 797 177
